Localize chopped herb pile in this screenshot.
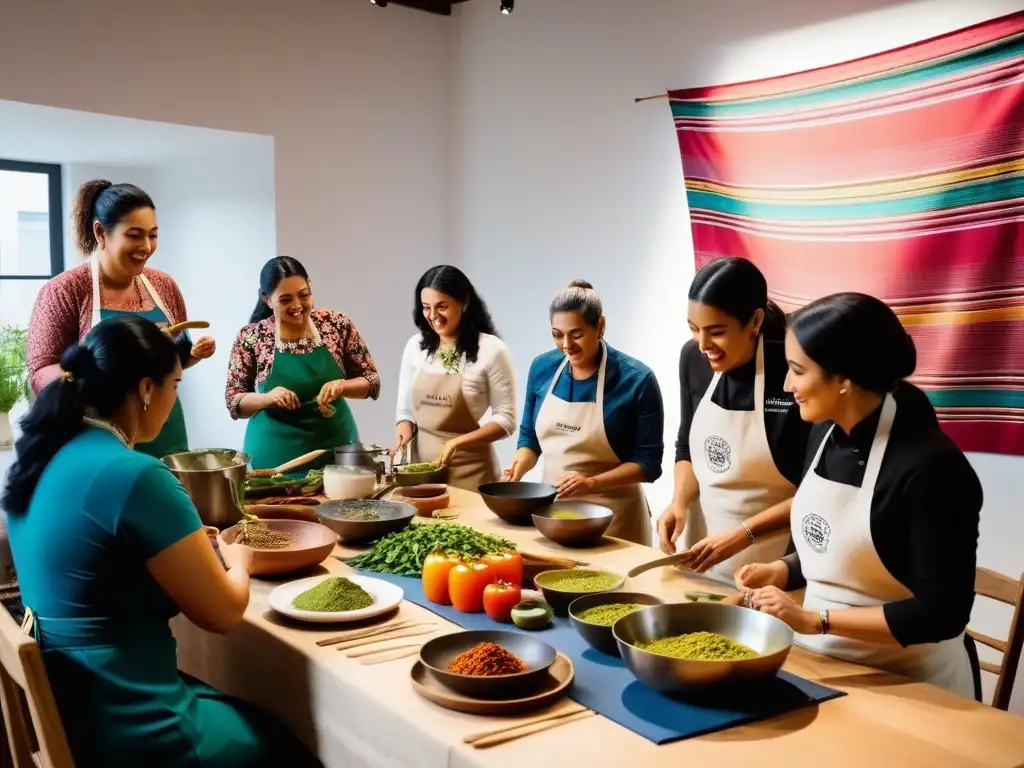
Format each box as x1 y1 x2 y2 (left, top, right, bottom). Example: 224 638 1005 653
345 523 515 576
292 577 374 612
244 469 324 499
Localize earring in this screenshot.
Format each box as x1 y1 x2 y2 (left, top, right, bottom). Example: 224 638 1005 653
143 400 150 412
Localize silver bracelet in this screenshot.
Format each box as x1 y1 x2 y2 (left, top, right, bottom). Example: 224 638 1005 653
740 521 756 544
819 609 830 635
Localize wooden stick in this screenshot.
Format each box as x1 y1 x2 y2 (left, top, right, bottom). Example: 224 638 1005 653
346 642 423 659
463 705 588 744
634 93 669 103
333 626 437 652
315 620 424 647
468 710 596 748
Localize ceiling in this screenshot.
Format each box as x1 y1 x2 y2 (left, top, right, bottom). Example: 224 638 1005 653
389 0 471 16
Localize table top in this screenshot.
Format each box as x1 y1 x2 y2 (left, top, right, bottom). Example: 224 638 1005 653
175 489 1024 768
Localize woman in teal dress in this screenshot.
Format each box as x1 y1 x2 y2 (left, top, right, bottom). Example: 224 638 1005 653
2 315 320 767
225 256 381 471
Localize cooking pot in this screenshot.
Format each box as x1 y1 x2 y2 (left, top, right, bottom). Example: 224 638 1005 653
163 449 250 529
334 442 390 481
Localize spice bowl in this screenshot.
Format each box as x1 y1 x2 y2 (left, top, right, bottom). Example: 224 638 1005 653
390 484 451 517
477 482 557 525
217 520 336 576
613 602 794 694
419 630 557 699
317 499 416 543
392 462 450 487
532 501 614 547
533 568 626 616
568 591 665 656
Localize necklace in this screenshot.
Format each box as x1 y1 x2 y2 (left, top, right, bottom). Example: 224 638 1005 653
83 416 134 448
438 344 461 375
276 336 321 353
99 271 145 311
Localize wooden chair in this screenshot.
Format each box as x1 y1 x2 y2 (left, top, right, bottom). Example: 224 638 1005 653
0 608 74 767
968 567 1024 711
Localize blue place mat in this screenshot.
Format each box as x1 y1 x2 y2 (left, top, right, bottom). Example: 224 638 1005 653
361 572 846 744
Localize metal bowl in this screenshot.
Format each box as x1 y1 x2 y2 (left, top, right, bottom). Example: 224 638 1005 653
477 482 557 525
613 602 794 694
419 630 557 699
334 442 390 480
317 499 416 543
163 449 250 529
532 502 613 547
568 591 665 656
533 568 625 616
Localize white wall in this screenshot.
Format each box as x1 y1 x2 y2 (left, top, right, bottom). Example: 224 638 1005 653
452 0 1024 712
0 0 455 445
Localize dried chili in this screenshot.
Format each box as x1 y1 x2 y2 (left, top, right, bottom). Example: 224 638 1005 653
446 642 526 676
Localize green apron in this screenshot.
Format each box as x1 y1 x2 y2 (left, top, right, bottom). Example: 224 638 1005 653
100 306 188 459
243 344 358 471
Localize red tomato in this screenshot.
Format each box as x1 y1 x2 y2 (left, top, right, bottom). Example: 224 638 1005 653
484 550 523 586
483 581 522 623
449 560 495 612
422 550 461 605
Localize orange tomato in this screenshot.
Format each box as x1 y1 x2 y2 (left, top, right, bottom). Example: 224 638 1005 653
422 549 461 605
484 550 523 586
483 580 522 623
449 559 495 612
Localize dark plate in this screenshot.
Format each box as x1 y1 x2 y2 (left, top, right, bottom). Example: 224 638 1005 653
419 629 557 699
477 482 558 525
316 499 416 543
568 591 665 656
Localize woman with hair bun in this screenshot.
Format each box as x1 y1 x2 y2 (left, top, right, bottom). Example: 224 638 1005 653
657 257 811 584
737 293 981 699
25 179 215 458
2 315 320 766
504 281 665 544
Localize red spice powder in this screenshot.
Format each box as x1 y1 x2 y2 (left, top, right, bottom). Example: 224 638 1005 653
446 642 527 676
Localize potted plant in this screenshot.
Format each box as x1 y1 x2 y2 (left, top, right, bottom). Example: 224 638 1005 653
0 326 29 449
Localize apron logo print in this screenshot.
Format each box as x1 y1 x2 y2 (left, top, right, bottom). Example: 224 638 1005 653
801 513 831 554
420 394 453 408
554 421 581 434
703 436 731 473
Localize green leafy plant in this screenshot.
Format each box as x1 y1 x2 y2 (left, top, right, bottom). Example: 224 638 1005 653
0 327 29 413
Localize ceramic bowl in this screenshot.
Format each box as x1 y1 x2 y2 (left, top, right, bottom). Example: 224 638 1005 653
419 630 557 699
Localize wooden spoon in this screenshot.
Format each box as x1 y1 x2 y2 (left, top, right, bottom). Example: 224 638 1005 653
164 320 211 337
248 449 327 478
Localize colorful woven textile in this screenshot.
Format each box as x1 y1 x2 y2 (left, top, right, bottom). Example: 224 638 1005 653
669 12 1024 455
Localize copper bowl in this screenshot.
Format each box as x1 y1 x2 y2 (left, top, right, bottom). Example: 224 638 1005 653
217 519 336 576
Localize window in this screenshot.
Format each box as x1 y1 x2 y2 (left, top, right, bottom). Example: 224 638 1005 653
0 159 64 329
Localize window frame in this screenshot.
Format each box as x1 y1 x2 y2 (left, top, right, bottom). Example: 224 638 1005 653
0 158 64 280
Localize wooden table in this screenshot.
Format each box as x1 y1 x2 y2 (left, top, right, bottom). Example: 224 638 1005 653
173 489 1024 768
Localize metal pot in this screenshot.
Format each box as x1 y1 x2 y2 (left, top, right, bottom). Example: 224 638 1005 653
162 449 250 529
334 442 389 481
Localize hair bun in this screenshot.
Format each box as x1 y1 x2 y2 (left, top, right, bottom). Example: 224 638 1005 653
569 280 594 290
59 344 97 380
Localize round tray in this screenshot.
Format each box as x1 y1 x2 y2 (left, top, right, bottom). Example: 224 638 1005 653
410 653 574 715
268 574 404 623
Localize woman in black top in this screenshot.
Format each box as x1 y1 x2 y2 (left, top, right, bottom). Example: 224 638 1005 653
657 258 810 585
739 293 981 698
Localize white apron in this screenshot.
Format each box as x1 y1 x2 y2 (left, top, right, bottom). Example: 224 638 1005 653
410 353 500 493
685 336 797 584
792 393 974 698
535 342 651 545
89 253 172 329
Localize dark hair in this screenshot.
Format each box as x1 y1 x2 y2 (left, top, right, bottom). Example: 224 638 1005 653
688 257 786 340
415 265 498 363
549 280 603 327
1 316 179 515
250 256 310 324
789 292 916 395
71 180 155 254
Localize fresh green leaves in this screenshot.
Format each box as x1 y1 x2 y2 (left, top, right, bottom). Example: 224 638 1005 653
345 523 516 576
0 327 28 414
243 469 324 499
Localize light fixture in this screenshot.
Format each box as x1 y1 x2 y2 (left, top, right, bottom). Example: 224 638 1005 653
500 0 513 14
371 0 387 6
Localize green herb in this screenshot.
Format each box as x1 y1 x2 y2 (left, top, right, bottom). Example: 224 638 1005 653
292 577 375 612
636 631 757 661
340 507 381 522
397 462 437 474
536 569 621 593
576 603 646 626
0 327 29 413
345 523 515 576
438 345 461 374
548 509 584 520
244 468 324 498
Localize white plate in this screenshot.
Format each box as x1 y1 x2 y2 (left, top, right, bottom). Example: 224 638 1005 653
268 574 404 623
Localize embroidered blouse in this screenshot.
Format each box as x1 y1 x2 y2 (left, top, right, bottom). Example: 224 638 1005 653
225 308 381 418
26 262 188 393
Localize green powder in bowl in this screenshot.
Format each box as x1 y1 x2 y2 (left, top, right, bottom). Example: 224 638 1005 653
576 602 646 626
292 577 375 612
547 509 585 520
635 631 757 661
536 569 623 593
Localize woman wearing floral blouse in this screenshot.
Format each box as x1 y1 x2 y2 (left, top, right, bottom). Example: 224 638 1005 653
225 257 380 471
